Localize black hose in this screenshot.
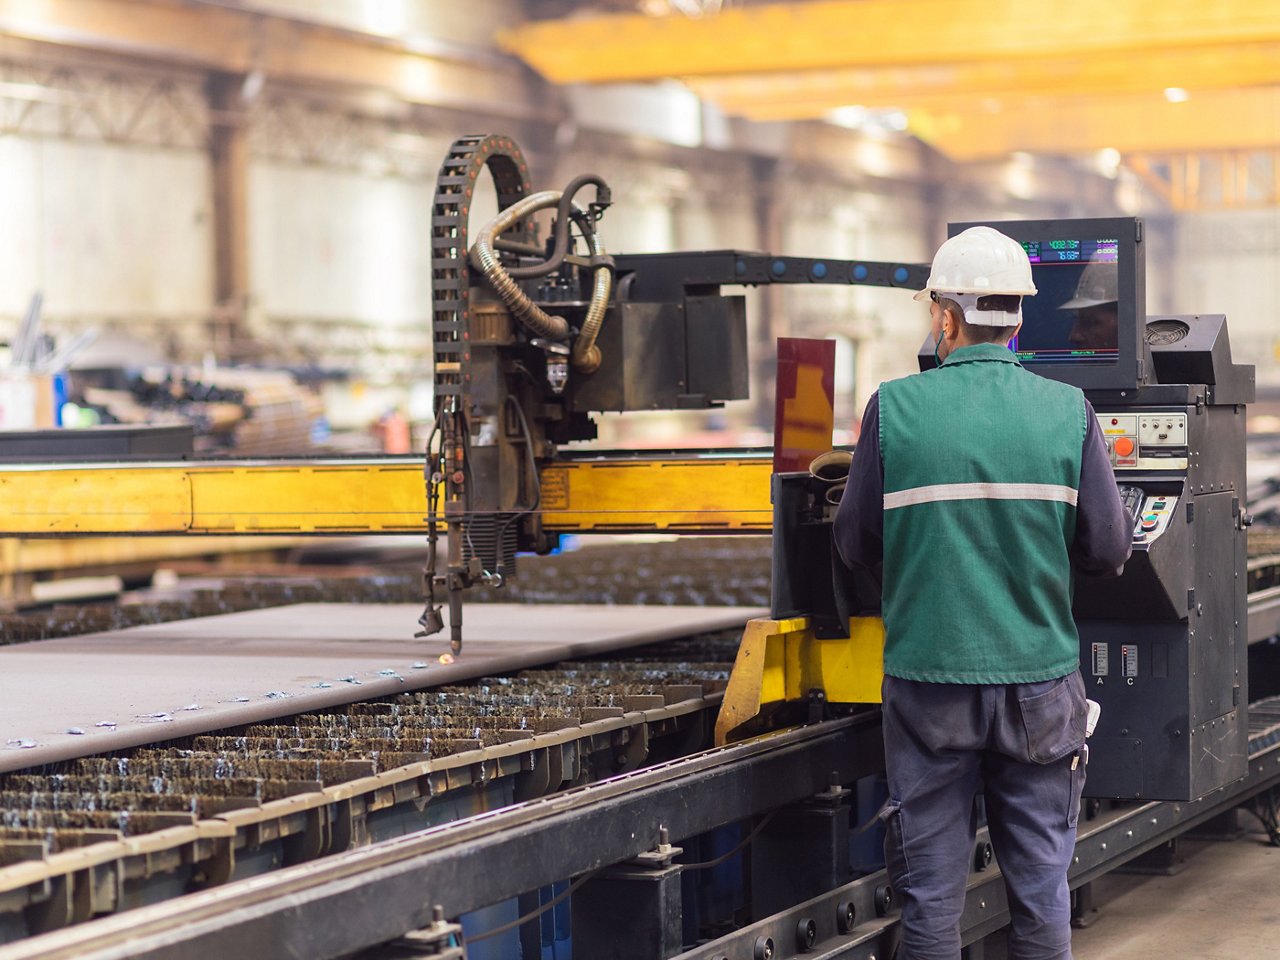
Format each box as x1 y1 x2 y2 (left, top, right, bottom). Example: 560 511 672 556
505 173 611 280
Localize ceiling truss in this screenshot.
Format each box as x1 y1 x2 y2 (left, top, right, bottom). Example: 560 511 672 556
1127 150 1280 212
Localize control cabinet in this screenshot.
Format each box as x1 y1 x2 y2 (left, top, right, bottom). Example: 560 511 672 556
1074 315 1253 800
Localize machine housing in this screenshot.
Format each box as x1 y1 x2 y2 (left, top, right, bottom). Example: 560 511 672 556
918 217 1255 800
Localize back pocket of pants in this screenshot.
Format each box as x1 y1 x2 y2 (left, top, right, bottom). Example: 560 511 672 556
1017 677 1083 764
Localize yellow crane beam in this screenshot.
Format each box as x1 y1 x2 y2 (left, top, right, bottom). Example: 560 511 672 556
689 42 1280 115
500 0 1280 84
906 87 1280 161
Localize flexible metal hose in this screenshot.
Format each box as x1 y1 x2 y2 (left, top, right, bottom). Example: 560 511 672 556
469 191 571 341
469 190 613 372
571 221 611 373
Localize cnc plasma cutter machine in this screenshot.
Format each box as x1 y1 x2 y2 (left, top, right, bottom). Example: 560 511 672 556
923 217 1256 801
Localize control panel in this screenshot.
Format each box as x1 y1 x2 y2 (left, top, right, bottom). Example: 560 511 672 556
1130 490 1177 544
1079 382 1247 802
1096 411 1188 470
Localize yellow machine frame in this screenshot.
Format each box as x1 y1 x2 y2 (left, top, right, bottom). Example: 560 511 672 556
0 455 773 536
715 615 885 745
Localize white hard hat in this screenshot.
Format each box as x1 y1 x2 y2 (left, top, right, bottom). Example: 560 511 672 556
914 226 1037 326
1060 260 1118 310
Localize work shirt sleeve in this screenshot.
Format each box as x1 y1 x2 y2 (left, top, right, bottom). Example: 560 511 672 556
833 391 883 577
1072 399 1133 577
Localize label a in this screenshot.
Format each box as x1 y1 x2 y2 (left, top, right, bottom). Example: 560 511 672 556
1091 642 1110 676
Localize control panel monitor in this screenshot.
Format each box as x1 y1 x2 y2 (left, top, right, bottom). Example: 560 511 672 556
948 217 1146 391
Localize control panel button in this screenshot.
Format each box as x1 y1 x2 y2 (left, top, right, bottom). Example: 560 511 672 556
1141 516 1158 532
1138 413 1187 447
1114 437 1135 457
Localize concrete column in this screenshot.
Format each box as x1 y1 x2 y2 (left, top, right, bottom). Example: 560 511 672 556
207 72 251 359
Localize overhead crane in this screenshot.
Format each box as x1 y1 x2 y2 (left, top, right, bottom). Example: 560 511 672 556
498 0 1280 170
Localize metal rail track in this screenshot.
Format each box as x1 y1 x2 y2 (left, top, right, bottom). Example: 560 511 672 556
0 715 888 960
676 697 1280 960
7 697 1280 960
0 544 1276 955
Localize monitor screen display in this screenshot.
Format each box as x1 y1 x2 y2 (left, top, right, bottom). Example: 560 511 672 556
936 217 1146 392
1012 237 1121 367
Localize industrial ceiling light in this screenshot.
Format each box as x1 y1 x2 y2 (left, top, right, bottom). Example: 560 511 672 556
1095 147 1122 178
1163 87 1190 103
826 105 911 137
827 105 869 129
639 0 725 16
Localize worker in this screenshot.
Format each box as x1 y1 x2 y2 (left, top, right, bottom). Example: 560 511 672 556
833 226 1132 960
1063 261 1120 352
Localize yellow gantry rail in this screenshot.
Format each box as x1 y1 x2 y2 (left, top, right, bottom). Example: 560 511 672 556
0 455 775 537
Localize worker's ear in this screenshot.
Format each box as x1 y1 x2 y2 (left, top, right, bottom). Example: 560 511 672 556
944 306 963 341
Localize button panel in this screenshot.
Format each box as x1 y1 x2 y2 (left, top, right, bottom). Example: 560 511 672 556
1098 413 1138 467
1131 493 1178 543
1138 414 1188 447
1096 411 1189 470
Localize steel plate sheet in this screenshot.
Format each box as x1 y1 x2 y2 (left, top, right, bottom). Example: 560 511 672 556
0 603 763 772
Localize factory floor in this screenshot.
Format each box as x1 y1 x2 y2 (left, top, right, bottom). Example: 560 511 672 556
981 822 1279 958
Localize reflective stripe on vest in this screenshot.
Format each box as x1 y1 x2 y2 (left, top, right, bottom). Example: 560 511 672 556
883 482 1079 511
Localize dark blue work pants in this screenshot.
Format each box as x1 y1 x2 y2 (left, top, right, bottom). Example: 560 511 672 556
880 672 1088 960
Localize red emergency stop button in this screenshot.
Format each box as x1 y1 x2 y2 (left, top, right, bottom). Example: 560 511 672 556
1114 437 1135 457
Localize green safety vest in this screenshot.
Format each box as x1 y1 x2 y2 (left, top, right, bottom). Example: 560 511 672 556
879 342 1087 683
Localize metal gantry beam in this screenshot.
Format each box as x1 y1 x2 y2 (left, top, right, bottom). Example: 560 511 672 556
0 454 775 535
0 0 549 120
0 54 208 147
